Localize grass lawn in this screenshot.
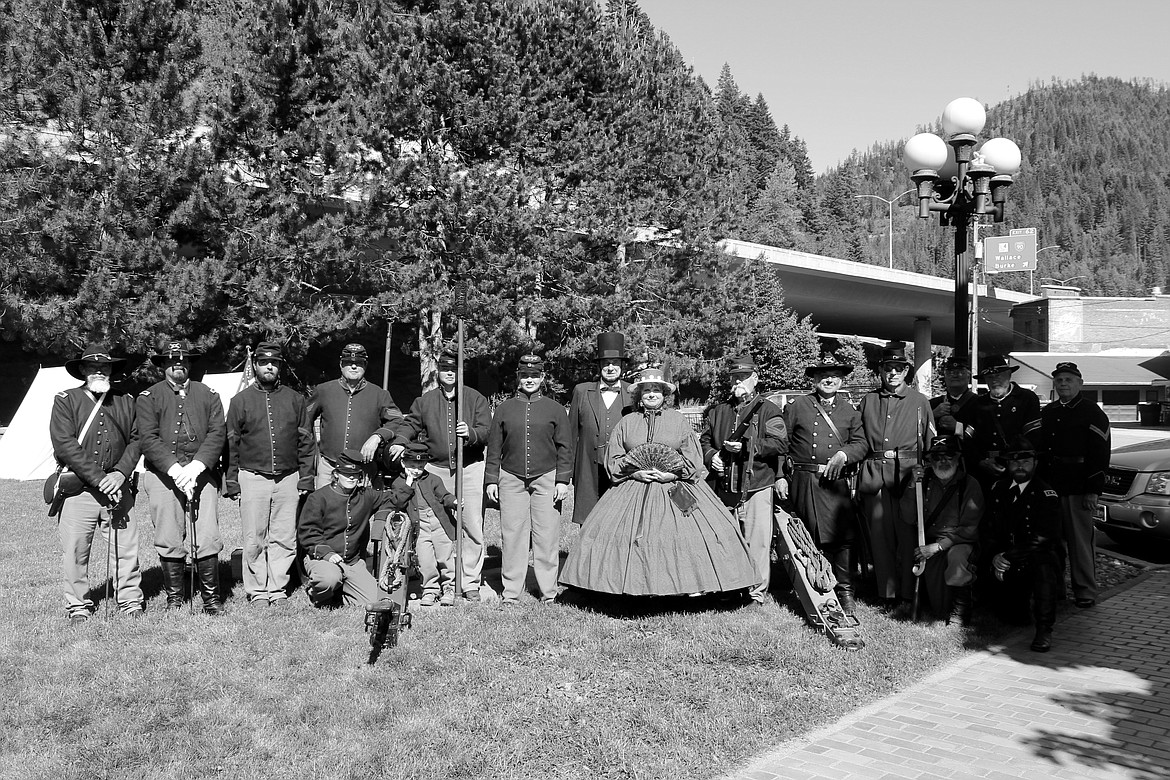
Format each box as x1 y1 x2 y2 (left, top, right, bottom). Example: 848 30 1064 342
1 477 1024 780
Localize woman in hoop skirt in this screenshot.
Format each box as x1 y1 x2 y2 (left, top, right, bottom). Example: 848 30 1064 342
560 366 759 596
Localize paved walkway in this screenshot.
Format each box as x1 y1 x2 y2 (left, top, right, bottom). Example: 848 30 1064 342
723 568 1170 780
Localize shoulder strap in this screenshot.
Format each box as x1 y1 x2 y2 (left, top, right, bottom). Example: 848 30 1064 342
812 398 843 442
925 479 962 528
58 392 106 472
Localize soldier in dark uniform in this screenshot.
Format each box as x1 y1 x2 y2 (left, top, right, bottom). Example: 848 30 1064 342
701 353 788 607
966 355 1041 489
985 437 1062 652
568 331 633 525
930 355 977 440
137 339 227 614
1038 361 1110 608
50 344 143 622
778 355 868 614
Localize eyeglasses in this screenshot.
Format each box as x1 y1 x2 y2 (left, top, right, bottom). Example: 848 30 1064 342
255 359 280 367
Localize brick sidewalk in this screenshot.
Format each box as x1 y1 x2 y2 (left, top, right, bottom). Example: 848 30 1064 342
722 569 1170 780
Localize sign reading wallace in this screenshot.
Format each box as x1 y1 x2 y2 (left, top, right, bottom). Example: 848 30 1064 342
984 228 1037 273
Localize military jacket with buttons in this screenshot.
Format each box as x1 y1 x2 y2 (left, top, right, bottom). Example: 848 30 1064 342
966 383 1041 459
783 393 867 468
1038 394 1110 495
986 476 1062 560
137 379 226 473
857 383 934 494
50 386 140 488
485 393 572 484
308 378 405 463
225 382 316 494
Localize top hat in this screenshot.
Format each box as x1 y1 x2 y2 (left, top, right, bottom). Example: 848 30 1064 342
437 350 458 369
339 343 368 365
1051 361 1082 379
333 448 365 477
926 435 962 456
516 354 545 373
977 355 1019 377
65 344 130 381
401 442 432 464
726 353 758 374
805 354 853 377
595 331 627 361
941 355 971 373
876 343 910 367
253 342 285 363
998 435 1038 463
629 366 677 394
150 338 203 367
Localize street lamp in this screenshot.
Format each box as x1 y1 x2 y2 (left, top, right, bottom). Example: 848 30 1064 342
903 97 1022 361
856 189 914 268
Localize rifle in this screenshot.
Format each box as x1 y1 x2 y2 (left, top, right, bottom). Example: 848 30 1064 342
721 395 765 498
912 406 927 621
364 510 419 664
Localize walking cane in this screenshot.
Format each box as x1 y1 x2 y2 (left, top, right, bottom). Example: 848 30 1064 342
453 278 468 599
911 406 927 621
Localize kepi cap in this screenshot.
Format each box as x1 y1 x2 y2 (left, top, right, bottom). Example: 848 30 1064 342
1051 361 1082 378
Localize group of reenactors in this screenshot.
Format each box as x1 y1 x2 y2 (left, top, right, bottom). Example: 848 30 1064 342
49 332 1109 653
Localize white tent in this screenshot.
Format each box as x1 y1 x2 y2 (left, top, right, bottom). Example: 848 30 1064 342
0 369 244 481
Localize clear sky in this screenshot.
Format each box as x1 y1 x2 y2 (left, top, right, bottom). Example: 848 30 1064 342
636 0 1170 173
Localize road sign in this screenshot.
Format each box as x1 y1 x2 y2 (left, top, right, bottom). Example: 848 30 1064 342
1009 227 1036 236
984 231 1037 273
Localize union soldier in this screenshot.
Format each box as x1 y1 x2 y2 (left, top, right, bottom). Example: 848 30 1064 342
384 349 492 600
930 355 977 440
224 342 316 606
966 355 1041 488
985 437 1062 652
50 344 143 622
137 339 226 614
298 449 394 607
308 343 406 489
1038 361 1110 608
778 354 868 615
485 354 572 604
568 331 634 525
909 435 982 623
857 343 934 614
700 353 788 607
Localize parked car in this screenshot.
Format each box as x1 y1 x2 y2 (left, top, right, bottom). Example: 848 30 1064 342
1095 439 1170 545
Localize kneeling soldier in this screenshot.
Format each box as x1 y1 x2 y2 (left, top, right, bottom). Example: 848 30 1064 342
298 449 395 607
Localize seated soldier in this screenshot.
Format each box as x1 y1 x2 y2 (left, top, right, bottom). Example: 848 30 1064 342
911 435 983 623
298 448 395 607
985 437 1062 653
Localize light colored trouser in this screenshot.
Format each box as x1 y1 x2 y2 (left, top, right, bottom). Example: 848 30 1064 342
1060 494 1098 600
239 469 299 602
861 488 918 601
142 469 223 559
58 489 142 615
737 488 774 602
417 506 455 596
498 469 560 601
428 460 485 590
303 557 380 607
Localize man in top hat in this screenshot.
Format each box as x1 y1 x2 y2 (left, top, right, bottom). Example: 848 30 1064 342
568 331 634 525
930 355 978 441
298 448 397 607
50 344 144 621
383 349 492 600
965 355 1041 490
778 354 868 614
1038 361 1110 608
136 338 226 614
308 343 406 490
485 354 572 604
909 435 983 623
984 436 1062 652
856 342 934 614
701 352 788 606
225 341 316 606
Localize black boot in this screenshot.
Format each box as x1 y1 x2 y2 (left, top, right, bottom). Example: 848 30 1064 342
830 545 856 616
947 586 972 626
196 556 223 616
160 557 186 609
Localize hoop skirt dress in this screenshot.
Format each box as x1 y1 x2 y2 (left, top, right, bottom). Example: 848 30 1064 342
560 408 759 596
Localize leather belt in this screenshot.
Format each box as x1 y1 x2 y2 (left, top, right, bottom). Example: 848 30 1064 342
867 449 916 460
791 463 826 474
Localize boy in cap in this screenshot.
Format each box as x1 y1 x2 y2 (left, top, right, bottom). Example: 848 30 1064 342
225 341 316 606
390 442 459 607
50 344 144 621
485 354 572 604
308 343 406 489
298 449 396 607
137 338 227 614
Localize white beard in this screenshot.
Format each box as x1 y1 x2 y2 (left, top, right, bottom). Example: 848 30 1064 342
933 463 959 482
86 377 111 394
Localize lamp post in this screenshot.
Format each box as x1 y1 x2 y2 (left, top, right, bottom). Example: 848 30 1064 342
856 189 915 268
903 98 1022 362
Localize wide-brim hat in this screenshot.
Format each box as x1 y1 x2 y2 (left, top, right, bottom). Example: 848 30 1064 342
629 366 676 394
805 354 853 377
997 435 1038 463
150 338 203 366
65 344 130 380
977 355 1018 377
926 435 962 456
1051 361 1082 379
596 331 627 361
727 353 758 375
875 343 910 368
